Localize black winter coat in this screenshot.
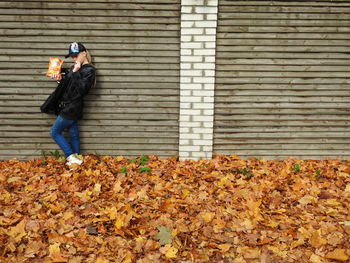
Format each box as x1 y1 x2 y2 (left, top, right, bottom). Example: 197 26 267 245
41 64 96 120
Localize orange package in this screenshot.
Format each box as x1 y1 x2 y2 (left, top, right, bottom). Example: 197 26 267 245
46 57 63 77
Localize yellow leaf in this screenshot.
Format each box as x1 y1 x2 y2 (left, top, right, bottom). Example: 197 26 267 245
325 249 349 261
298 195 316 205
165 245 178 259
345 184 350 193
114 216 125 229
218 243 231 253
96 257 109 263
310 254 323 263
116 156 124 162
309 229 327 248
326 199 341 206
49 243 61 255
201 212 215 223
94 183 102 194
8 219 26 242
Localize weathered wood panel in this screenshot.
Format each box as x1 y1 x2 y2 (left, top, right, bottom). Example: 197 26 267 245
0 0 180 160
214 0 350 159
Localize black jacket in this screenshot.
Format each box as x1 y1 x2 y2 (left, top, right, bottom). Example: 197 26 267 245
41 64 96 120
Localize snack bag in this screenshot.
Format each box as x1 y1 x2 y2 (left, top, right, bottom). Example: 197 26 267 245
46 57 63 77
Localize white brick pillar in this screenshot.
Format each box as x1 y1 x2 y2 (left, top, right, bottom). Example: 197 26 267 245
179 0 218 160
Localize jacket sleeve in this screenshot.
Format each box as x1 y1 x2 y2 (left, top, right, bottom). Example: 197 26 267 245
67 66 96 101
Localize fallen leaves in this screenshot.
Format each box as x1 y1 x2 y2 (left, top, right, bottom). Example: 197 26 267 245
0 154 350 262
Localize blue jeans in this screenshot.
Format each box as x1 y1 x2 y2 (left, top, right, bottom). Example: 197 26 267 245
50 116 80 157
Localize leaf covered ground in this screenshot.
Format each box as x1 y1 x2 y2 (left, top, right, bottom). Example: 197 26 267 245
0 154 350 263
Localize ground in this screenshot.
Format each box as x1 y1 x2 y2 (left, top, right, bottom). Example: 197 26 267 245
0 154 349 262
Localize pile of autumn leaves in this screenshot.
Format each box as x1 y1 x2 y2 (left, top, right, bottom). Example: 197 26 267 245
0 154 350 263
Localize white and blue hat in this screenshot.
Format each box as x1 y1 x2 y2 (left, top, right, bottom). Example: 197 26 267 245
65 42 86 58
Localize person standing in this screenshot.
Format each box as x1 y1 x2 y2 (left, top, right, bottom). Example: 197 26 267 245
46 42 96 165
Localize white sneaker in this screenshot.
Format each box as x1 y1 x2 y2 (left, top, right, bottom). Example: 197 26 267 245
66 154 83 166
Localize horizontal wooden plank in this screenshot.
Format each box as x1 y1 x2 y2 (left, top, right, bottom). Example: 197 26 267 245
217 39 349 46
216 64 350 72
215 83 350 90
217 46 350 53
216 71 350 78
218 12 350 20
0 2 179 10
214 120 350 126
0 42 179 51
0 22 179 31
214 108 350 115
0 15 179 24
218 19 350 26
218 26 350 34
0 9 180 17
214 144 350 150
216 52 350 59
215 77 350 84
215 58 350 65
217 32 350 40
0 75 180 82
0 29 179 37
0 68 179 76
0 143 177 151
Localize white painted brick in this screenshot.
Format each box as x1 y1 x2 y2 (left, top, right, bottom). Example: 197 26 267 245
204 122 214 128
180 109 201 115
195 6 218 14
193 128 213 133
193 77 215 83
192 90 214 97
179 145 201 151
181 70 203 76
179 115 191 122
181 6 193 13
180 102 191 109
195 21 217 28
205 28 217 35
193 35 216 42
181 21 195 28
193 140 212 146
205 42 216 48
179 151 190 157
181 83 203 90
194 49 216 56
181 35 193 42
181 96 202 102
207 0 218 6
202 134 214 140
203 109 214 115
204 83 215 90
181 133 201 139
206 14 218 20
180 122 201 128
182 14 204 21
180 76 192 83
205 56 216 62
180 139 190 144
180 127 190 133
180 90 191 96
181 56 203 62
181 63 192 69
204 97 214 103
182 28 204 35
202 146 213 152
204 70 215 77
181 0 205 6
181 49 192 56
193 63 215 70
191 152 211 158
193 115 213 122
193 103 214 109
181 42 203 49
